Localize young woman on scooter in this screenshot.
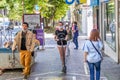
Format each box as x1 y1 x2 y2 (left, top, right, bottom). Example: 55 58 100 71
54 21 68 73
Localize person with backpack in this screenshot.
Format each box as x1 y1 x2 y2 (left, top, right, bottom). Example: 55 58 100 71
54 21 68 73
82 29 103 80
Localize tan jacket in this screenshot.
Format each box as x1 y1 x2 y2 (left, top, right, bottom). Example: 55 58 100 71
12 30 35 52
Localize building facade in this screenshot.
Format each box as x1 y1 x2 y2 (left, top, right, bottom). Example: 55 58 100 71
81 0 120 63
99 0 120 63
69 0 120 63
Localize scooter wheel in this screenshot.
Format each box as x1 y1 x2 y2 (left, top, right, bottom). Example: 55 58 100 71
62 66 67 73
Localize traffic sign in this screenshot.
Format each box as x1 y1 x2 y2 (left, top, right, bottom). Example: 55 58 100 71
35 5 40 10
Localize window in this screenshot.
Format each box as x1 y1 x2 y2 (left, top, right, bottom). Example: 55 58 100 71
104 0 116 50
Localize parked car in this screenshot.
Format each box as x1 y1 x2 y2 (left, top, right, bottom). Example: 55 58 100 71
0 22 3 30
0 22 14 30
12 27 21 36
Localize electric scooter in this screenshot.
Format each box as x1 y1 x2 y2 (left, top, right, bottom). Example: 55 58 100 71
60 38 67 73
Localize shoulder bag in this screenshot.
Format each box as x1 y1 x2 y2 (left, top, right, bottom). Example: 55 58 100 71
90 40 103 60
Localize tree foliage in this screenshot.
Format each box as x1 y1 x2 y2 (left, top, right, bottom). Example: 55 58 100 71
47 0 68 20
0 0 68 21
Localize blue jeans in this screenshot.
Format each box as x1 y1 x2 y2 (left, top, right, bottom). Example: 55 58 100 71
73 37 78 49
87 61 101 80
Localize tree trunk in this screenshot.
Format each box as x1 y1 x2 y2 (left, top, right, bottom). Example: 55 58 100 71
53 18 55 27
44 18 48 27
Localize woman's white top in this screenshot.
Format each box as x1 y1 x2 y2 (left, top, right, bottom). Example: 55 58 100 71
82 40 103 63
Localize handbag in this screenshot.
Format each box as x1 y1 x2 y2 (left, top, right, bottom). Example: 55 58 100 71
84 62 89 75
90 40 103 60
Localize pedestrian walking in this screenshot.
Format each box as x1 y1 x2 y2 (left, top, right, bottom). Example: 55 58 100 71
82 29 103 80
32 30 40 56
12 22 35 79
72 21 79 49
65 24 72 56
32 30 40 47
54 21 68 73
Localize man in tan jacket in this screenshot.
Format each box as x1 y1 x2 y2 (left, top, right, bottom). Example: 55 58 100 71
12 22 35 79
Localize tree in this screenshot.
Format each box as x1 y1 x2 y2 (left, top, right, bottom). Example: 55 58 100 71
42 0 69 27
47 0 68 20
1 0 69 24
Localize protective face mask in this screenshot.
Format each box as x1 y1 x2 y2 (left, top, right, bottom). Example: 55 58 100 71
59 26 63 29
22 29 28 32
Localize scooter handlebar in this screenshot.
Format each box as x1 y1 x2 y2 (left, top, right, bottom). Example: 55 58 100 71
59 38 65 41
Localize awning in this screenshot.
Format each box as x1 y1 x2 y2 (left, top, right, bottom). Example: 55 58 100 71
65 0 87 5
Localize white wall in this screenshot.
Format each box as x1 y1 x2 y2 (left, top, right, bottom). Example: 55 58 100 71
87 7 93 37
81 7 87 34
0 18 9 23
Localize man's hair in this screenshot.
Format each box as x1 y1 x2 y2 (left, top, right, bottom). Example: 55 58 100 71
23 22 29 27
73 21 77 25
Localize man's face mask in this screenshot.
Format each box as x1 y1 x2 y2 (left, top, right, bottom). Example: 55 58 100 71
22 29 28 32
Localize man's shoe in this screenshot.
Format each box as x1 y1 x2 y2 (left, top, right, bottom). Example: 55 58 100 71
74 48 78 50
23 75 27 79
22 72 25 75
62 66 67 73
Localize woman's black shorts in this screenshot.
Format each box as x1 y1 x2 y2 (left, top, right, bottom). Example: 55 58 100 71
57 40 67 45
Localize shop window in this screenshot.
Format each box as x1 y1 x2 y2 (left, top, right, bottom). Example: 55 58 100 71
104 0 116 50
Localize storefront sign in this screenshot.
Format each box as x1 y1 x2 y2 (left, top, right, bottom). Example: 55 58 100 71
90 0 99 6
23 14 45 46
23 14 41 29
65 0 75 5
65 0 87 5
76 0 87 4
100 0 109 2
36 29 44 46
79 0 87 3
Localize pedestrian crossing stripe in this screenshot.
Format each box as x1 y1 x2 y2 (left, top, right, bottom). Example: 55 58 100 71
35 76 76 80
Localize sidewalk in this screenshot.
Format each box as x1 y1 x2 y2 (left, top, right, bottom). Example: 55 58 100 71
44 34 120 80
29 37 107 80
28 34 120 80
5 34 120 80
